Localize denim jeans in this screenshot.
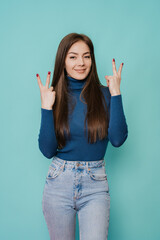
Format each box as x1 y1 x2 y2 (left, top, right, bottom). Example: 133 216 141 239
42 156 110 240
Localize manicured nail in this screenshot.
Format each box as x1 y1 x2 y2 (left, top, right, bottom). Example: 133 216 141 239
113 58 115 62
36 73 39 77
48 71 51 75
122 63 124 66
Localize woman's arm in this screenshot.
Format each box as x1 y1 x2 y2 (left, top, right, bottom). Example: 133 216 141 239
107 94 128 147
38 108 58 158
104 58 128 146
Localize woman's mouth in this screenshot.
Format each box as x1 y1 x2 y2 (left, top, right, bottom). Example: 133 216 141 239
75 69 86 73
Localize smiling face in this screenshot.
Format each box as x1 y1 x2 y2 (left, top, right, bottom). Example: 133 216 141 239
65 40 92 80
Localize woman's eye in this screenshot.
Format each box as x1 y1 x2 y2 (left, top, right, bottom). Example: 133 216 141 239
70 56 90 59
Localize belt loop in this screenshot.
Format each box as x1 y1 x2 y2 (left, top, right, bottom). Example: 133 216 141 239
86 162 91 172
86 162 88 172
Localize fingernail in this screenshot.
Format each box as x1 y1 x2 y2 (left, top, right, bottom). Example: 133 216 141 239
113 58 115 62
48 71 51 75
122 63 124 66
36 73 39 77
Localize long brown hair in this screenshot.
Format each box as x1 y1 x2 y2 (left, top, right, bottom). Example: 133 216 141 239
51 33 109 149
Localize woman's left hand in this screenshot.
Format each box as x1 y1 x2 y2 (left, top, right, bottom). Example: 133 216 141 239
105 59 124 96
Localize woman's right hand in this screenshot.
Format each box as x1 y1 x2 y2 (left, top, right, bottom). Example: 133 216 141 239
36 71 56 110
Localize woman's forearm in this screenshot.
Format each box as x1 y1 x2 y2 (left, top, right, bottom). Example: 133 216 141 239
38 108 58 158
108 94 128 147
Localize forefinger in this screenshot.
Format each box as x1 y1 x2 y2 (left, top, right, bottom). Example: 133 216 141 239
112 58 117 75
36 73 43 89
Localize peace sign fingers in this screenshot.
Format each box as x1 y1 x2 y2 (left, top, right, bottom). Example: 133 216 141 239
36 71 55 109
112 59 124 77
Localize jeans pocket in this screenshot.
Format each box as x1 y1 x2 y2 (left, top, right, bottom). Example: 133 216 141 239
88 165 108 181
46 161 64 180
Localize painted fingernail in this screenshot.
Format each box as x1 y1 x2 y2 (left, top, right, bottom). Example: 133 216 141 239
113 58 115 62
48 71 51 75
122 63 124 66
36 73 39 77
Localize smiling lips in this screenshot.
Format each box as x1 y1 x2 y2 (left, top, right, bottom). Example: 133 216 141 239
75 69 86 73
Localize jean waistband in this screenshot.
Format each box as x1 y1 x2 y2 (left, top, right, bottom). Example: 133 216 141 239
52 156 105 168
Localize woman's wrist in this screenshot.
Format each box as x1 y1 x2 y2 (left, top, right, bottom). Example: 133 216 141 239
111 90 121 96
41 105 53 110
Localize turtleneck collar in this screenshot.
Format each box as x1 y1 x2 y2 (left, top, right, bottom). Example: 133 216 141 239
66 75 87 90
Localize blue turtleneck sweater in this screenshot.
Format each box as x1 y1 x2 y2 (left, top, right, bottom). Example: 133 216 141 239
38 75 128 161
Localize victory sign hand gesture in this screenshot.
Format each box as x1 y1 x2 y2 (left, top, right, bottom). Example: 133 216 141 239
36 71 56 110
105 58 124 96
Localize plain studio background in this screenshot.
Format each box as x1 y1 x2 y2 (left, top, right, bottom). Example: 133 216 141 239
0 0 159 239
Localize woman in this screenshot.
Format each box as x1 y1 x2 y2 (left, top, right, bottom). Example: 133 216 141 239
37 33 128 240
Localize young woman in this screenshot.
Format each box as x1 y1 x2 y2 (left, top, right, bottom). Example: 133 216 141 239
37 33 128 240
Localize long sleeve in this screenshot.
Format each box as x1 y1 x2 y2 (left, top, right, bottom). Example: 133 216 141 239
107 94 128 147
38 108 58 158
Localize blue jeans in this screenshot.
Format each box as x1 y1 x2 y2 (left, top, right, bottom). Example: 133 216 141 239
42 156 110 240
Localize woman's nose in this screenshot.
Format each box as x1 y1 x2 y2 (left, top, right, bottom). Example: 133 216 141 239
77 57 84 65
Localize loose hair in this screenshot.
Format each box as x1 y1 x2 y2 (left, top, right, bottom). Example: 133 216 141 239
51 33 109 149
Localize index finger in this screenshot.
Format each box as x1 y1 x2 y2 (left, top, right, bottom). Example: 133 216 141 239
36 73 43 89
112 58 117 75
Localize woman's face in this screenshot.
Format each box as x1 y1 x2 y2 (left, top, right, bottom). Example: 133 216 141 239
65 40 92 80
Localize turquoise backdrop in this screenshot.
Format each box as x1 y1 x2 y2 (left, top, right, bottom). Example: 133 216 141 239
1 0 160 239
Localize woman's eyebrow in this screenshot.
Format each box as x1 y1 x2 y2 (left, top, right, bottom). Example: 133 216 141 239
68 52 90 55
